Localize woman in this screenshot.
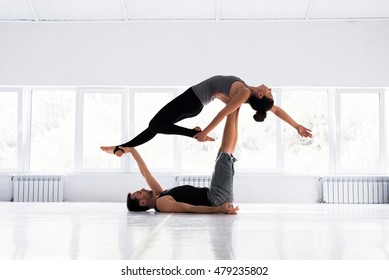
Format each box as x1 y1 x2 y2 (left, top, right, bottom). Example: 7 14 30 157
101 75 311 157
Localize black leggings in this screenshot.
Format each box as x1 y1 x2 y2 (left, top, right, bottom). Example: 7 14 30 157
121 87 204 147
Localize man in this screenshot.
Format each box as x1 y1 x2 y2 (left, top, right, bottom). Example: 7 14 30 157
122 107 242 214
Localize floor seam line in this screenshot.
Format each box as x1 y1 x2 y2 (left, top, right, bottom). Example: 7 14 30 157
130 213 173 259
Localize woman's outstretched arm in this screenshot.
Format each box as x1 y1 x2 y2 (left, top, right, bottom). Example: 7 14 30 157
270 105 312 138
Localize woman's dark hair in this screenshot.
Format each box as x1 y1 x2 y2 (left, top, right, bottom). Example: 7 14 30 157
247 96 274 122
126 192 150 212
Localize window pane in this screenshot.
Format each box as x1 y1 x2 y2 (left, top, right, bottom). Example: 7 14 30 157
238 104 277 170
386 90 389 170
180 97 225 172
30 90 75 171
83 93 122 169
282 91 329 172
180 97 277 172
134 91 174 169
340 93 379 170
0 92 18 168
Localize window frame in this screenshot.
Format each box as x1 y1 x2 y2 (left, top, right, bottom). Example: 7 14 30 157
27 87 78 173
0 88 23 172
129 87 180 173
232 88 281 174
77 88 127 173
278 88 331 175
335 88 386 174
1 86 388 175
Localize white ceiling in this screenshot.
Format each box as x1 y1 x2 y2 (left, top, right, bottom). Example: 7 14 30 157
0 0 389 22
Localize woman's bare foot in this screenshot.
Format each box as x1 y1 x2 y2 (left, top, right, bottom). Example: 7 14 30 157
193 126 214 141
100 146 124 157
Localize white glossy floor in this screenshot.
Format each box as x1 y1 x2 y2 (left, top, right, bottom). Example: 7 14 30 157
0 202 388 260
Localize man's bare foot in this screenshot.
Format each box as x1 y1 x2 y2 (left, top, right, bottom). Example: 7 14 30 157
100 146 124 157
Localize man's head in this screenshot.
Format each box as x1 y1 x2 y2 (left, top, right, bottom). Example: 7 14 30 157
126 188 155 212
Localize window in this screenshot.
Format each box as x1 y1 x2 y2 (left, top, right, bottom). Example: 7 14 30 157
180 92 277 173
2 86 387 175
338 91 380 171
30 90 76 171
281 90 329 173
237 103 277 170
180 96 225 173
133 89 174 170
385 89 389 172
82 91 123 169
0 90 19 169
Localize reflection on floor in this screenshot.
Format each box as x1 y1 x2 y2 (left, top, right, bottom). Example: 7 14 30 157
0 202 388 260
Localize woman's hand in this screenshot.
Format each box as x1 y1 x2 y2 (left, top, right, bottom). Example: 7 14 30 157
194 131 215 142
297 125 312 138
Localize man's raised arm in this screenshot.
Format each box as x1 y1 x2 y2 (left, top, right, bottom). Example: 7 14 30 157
122 147 163 196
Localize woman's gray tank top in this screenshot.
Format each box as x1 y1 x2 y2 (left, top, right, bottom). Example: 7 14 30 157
191 75 244 105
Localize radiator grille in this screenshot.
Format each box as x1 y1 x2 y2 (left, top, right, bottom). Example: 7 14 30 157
175 176 212 188
12 175 64 202
320 176 389 204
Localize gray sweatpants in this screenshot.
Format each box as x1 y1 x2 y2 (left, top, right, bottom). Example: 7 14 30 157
207 152 237 206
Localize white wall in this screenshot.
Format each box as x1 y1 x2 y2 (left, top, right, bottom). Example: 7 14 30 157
0 174 320 203
0 20 388 87
0 176 13 201
0 20 387 203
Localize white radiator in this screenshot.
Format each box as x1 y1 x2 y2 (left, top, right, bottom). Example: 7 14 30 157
320 176 389 204
175 176 212 188
12 175 64 202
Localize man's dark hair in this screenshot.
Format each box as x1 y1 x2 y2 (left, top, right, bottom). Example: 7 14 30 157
247 95 274 122
126 192 150 212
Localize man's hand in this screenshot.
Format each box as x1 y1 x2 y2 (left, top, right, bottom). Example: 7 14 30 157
220 202 239 214
121 146 135 154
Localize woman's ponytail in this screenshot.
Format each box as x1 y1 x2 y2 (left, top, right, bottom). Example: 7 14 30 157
247 96 274 122
253 110 267 122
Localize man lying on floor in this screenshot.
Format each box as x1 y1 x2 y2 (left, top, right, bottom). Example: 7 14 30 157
122 107 241 214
